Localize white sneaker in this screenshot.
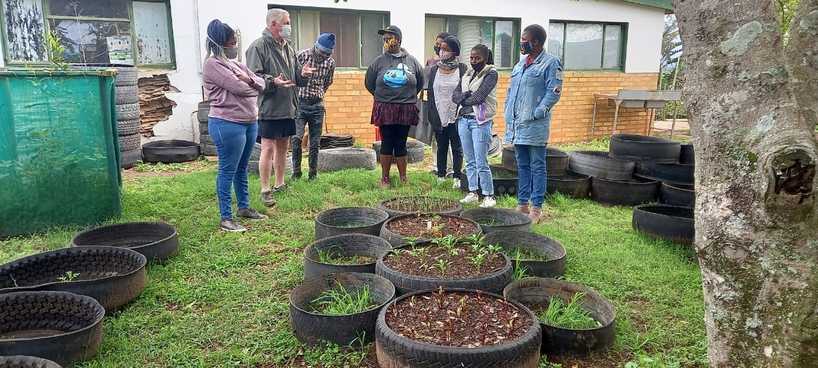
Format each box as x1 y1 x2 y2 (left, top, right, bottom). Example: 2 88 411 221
460 192 479 204
452 179 461 189
437 176 446 183
480 196 497 208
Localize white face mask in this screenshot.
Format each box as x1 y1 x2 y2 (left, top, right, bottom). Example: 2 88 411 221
280 25 292 39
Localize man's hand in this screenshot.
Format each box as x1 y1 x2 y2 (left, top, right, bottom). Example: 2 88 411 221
301 64 317 78
273 73 296 88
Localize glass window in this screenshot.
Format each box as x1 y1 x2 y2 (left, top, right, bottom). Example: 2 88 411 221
48 0 130 19
548 21 627 70
424 15 520 69
283 7 388 68
49 19 132 64
133 1 173 65
3 0 48 62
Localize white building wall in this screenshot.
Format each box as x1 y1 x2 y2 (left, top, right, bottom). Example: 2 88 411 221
162 0 666 140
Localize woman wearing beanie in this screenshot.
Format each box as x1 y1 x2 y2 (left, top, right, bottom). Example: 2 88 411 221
452 44 499 208
426 35 466 188
203 19 268 232
365 25 424 187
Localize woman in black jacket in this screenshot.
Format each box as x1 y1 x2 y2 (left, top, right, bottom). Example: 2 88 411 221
426 35 467 188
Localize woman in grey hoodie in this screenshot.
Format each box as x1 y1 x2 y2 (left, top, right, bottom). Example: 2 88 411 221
365 25 424 187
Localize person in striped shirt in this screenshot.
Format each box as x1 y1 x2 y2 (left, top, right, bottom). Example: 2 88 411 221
291 33 337 181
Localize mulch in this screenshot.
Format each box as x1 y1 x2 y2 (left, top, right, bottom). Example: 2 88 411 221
386 214 478 239
383 243 505 278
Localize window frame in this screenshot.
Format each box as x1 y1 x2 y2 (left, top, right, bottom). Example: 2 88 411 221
0 0 176 69
547 20 628 72
425 13 521 70
270 4 389 70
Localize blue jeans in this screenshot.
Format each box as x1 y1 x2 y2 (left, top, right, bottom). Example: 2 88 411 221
515 144 547 208
458 117 494 196
209 117 258 220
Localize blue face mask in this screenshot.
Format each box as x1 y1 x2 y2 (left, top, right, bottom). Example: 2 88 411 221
521 41 533 55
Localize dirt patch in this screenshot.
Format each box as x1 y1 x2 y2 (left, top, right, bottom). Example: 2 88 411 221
383 243 504 279
547 351 633 368
381 196 459 214
386 214 478 239
123 159 215 181
385 290 533 348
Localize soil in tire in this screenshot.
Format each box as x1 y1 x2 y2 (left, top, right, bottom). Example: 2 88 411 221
386 214 478 239
384 242 505 278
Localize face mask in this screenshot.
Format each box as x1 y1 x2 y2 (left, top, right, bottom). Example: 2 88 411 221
438 50 454 60
471 62 486 72
433 45 441 55
280 25 292 39
225 47 239 60
521 41 533 55
383 38 399 52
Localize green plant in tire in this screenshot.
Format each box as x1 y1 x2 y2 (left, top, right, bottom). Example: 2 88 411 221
309 283 378 315
433 259 451 275
540 292 601 329
512 263 529 280
316 248 374 265
57 271 80 282
469 252 487 268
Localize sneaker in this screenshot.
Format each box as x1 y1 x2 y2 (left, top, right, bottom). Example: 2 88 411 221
516 204 530 214
460 192 479 204
272 183 288 193
452 178 461 189
237 208 268 220
529 207 543 224
480 196 497 208
220 219 247 232
261 191 276 207
437 176 447 183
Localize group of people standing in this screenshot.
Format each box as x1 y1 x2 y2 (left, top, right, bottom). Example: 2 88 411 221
202 7 562 231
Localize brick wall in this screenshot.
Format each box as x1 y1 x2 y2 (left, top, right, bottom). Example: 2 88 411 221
323 70 658 145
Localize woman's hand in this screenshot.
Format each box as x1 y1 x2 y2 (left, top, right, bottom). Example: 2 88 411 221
235 72 253 85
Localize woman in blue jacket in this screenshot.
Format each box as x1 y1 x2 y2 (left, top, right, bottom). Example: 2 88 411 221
504 24 563 223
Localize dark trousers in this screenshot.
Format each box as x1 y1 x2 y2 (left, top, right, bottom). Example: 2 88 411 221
434 123 463 179
380 124 411 157
291 101 325 176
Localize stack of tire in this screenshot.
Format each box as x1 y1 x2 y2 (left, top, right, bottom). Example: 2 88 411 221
319 133 354 149
491 146 588 199
113 67 142 168
197 101 216 156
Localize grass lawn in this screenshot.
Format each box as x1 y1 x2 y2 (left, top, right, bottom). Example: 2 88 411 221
0 141 707 368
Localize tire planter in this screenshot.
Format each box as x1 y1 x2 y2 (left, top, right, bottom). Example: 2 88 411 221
314 207 390 241
546 147 570 176
317 148 377 172
461 208 532 234
304 234 393 280
200 134 217 156
115 103 140 121
0 246 147 311
113 66 138 87
660 182 695 208
568 151 635 181
0 291 104 367
377 196 463 218
114 85 139 105
197 101 210 123
632 204 694 245
71 222 179 262
502 145 517 171
320 133 354 149
0 356 62 368
546 172 591 199
460 165 519 196
118 133 141 152
609 134 681 163
591 177 659 206
120 148 142 169
679 143 694 165
483 230 566 278
379 214 482 248
142 140 200 164
290 272 395 346
376 288 542 368
376 241 510 294
503 277 616 356
635 161 694 185
199 121 208 135
117 119 140 136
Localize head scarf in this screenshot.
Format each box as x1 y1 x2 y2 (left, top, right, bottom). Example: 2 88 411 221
206 19 235 59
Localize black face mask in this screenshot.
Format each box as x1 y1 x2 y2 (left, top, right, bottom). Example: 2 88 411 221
521 41 533 55
471 62 486 73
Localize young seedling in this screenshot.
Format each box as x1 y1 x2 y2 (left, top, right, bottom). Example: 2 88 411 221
57 271 80 282
487 244 503 254
512 263 529 280
433 259 451 275
469 252 487 269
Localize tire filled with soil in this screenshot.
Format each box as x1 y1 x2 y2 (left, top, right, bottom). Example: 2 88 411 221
483 230 566 278
376 288 542 368
504 277 616 356
375 238 511 294
461 208 532 233
379 214 482 248
378 196 463 218
289 272 395 346
303 234 393 280
314 207 390 240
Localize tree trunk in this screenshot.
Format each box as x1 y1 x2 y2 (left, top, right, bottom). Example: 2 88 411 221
673 0 818 366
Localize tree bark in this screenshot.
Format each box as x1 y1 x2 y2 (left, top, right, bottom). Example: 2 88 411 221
673 0 818 366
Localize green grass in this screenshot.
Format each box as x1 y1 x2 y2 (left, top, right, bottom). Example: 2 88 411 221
510 247 552 261
309 284 377 316
539 292 601 330
316 249 374 265
0 150 707 367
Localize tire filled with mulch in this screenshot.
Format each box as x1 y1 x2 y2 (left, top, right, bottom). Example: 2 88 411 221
375 238 511 294
378 196 463 218
290 272 395 346
483 230 567 278
314 207 390 240
376 288 542 368
379 213 482 248
504 277 616 356
461 208 532 233
303 234 393 280
0 356 62 368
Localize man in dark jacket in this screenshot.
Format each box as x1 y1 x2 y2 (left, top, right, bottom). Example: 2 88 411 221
246 8 315 207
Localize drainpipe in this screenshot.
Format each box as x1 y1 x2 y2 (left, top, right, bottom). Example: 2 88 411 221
192 0 204 99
